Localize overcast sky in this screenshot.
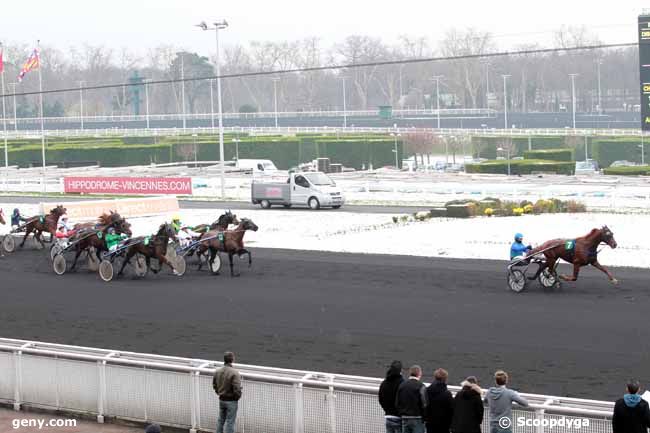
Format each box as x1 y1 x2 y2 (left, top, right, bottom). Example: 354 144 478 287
0 0 646 55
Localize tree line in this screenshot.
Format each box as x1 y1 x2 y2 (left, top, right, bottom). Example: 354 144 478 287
0 26 640 118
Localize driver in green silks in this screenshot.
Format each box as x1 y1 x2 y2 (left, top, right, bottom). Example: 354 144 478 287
105 227 128 253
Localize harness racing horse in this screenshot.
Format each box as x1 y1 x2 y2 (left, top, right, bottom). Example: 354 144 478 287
117 223 178 277
20 205 67 248
0 209 5 225
191 211 240 260
198 218 259 277
530 226 619 285
69 212 132 271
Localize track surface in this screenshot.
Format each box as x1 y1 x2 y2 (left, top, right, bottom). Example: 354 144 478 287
1 246 648 400
0 196 427 215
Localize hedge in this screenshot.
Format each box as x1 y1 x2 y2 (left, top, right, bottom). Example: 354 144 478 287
465 159 575 175
0 134 403 170
523 148 574 162
603 165 650 176
590 139 650 168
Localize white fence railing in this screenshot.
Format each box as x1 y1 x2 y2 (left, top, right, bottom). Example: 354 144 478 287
1 125 647 140
0 338 614 433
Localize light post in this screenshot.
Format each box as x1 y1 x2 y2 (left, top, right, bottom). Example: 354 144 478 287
432 76 443 129
497 146 511 176
340 76 347 128
143 79 151 129
482 60 490 108
78 81 85 130
232 137 240 166
597 59 603 113
641 133 646 166
502 75 508 128
569 73 579 129
196 19 229 198
209 78 215 129
180 53 187 131
192 133 198 165
272 77 280 128
390 130 400 169
9 83 17 131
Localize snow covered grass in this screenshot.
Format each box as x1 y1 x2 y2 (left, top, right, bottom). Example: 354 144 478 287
2 201 648 268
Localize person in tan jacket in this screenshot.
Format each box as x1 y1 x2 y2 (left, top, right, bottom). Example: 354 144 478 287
212 352 242 433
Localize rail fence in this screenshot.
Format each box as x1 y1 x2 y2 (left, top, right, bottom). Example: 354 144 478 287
1 125 648 140
0 338 613 433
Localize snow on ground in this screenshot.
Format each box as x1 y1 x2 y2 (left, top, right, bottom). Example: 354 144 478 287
2 201 649 268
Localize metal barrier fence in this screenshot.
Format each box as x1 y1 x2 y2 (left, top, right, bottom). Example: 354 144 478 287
0 338 613 433
1 125 647 139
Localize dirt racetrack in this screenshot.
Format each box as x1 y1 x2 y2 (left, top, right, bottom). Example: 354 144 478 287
1 245 648 400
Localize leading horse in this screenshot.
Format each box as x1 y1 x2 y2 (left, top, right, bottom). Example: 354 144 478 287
530 226 619 284
198 218 259 277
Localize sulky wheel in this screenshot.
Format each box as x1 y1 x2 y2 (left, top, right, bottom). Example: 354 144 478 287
99 260 114 282
507 269 527 293
2 235 15 253
174 256 187 277
539 268 558 291
134 254 148 277
52 254 67 275
87 248 99 272
50 243 63 261
208 253 222 275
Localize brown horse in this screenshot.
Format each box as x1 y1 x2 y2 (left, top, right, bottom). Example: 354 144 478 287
20 205 67 248
190 211 239 260
0 209 5 225
117 223 177 277
530 226 619 284
69 211 132 271
198 218 258 277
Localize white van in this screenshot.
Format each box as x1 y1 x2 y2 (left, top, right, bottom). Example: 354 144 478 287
236 159 279 174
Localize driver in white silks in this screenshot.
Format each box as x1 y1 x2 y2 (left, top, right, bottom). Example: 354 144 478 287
171 214 199 248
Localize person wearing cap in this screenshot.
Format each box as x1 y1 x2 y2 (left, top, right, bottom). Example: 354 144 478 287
450 376 484 433
171 214 198 248
56 214 75 239
11 208 28 229
510 233 532 260
379 360 404 433
105 227 128 253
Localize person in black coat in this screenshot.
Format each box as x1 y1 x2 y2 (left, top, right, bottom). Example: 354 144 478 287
378 360 404 433
425 368 454 433
451 376 484 433
613 380 650 433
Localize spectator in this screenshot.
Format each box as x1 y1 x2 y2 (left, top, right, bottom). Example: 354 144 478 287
378 360 404 433
451 376 484 433
485 370 528 433
213 351 242 433
396 365 428 433
613 379 650 433
425 368 454 433
144 424 161 433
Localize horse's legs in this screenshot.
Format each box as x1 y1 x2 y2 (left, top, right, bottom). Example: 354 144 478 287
238 248 252 268
117 250 134 276
69 248 83 272
592 260 618 285
560 262 580 282
229 251 239 277
19 226 33 248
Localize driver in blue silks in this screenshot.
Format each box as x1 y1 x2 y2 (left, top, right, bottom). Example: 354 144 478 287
510 233 532 260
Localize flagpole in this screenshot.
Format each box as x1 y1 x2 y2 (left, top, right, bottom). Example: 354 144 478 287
37 41 45 193
1 42 8 191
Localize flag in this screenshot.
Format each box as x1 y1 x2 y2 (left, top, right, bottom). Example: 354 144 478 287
18 49 39 82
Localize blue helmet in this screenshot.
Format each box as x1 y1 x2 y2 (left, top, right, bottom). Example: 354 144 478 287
514 233 524 241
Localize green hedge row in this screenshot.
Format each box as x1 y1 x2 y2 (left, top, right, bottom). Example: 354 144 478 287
0 135 403 170
523 148 574 162
591 139 650 168
465 159 575 175
602 165 650 176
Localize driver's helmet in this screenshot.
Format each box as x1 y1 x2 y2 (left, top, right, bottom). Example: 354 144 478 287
13 208 19 215
107 227 116 235
172 214 181 223
61 214 68 221
514 233 524 242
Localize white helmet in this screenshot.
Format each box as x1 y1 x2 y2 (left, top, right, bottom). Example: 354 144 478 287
61 214 68 221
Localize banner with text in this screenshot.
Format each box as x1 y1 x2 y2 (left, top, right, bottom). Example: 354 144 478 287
64 176 192 195
40 196 180 220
